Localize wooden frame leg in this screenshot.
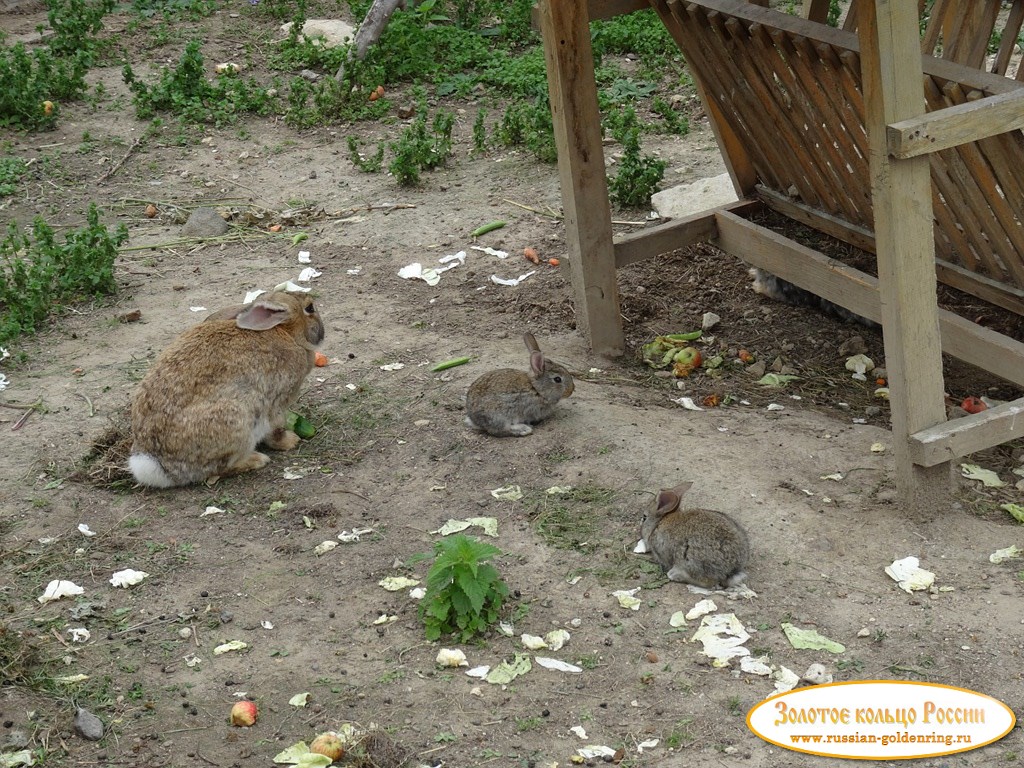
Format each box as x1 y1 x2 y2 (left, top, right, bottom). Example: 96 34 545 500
859 0 953 509
538 0 625 356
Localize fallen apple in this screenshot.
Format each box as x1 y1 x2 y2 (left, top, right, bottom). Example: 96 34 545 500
961 396 987 414
230 700 258 727
310 731 345 762
672 346 703 377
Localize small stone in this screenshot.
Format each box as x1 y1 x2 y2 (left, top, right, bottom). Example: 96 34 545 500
838 335 868 357
117 309 142 324
74 708 104 741
397 104 416 120
300 69 320 82
181 207 229 238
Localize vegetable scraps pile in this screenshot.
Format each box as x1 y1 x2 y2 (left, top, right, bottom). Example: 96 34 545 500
641 332 704 377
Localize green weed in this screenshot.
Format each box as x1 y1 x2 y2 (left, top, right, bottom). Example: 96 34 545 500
388 106 456 186
495 97 556 163
607 106 665 208
123 39 277 126
414 535 509 642
347 136 385 173
0 157 27 196
0 204 128 346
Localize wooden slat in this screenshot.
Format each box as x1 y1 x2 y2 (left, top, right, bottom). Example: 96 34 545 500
888 88 1024 158
910 397 1024 466
992 0 1024 76
758 186 1024 317
803 0 829 24
613 200 757 267
588 0 650 21
538 0 624 355
714 211 1024 389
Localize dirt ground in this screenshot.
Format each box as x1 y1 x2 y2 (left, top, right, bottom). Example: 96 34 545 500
3 4 1024 768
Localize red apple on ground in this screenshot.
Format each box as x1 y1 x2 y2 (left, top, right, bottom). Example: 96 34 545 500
230 700 257 727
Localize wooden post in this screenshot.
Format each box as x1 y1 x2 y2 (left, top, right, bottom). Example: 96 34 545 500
859 0 952 507
537 0 625 356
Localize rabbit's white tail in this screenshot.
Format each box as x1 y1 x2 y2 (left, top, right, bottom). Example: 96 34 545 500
129 453 174 488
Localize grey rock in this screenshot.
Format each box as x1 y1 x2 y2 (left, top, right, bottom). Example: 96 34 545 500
181 207 229 238
3 730 30 749
838 335 868 357
74 707 104 741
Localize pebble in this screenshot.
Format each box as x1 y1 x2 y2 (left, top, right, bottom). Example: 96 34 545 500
74 708 104 741
181 208 228 238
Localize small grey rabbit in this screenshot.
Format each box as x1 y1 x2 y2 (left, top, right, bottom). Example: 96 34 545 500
464 332 575 436
641 481 749 588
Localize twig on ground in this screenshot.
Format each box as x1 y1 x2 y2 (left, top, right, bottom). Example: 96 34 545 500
98 136 144 183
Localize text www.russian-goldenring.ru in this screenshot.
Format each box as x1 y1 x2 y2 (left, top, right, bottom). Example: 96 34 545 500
789 732 972 747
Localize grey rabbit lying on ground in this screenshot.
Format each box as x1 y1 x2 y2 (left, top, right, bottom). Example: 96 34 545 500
641 481 749 589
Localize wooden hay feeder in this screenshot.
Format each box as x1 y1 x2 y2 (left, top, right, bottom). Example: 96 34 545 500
538 0 1024 508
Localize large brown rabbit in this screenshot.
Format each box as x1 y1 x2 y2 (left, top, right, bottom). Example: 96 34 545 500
128 291 325 488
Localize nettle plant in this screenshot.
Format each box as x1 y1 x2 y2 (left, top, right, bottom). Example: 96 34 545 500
415 535 509 642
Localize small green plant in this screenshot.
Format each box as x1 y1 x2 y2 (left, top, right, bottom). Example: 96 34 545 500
0 157 27 196
0 204 128 346
347 136 385 172
727 695 744 716
607 106 665 208
495 97 556 163
388 106 456 186
415 535 509 642
472 108 488 153
123 39 276 126
515 716 542 732
651 96 689 136
664 718 695 749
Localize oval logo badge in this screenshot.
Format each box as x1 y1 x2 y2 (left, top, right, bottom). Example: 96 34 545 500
747 680 1015 760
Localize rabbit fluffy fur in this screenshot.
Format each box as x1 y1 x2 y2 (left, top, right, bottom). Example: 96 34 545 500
641 481 749 589
129 291 324 488
464 332 574 437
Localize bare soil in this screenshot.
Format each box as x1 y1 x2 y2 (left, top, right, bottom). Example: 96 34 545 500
2 5 1024 768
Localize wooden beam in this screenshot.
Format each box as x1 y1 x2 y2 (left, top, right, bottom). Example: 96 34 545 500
759 186 1024 317
533 0 649 28
613 200 757 268
538 0 624 356
804 0 830 23
589 0 649 20
714 211 1024 389
859 0 950 504
888 88 1024 159
910 396 1024 467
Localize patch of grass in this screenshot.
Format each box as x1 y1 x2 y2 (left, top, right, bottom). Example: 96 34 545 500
664 717 695 749
494 97 556 163
0 156 27 196
515 716 542 732
0 623 52 691
527 486 617 552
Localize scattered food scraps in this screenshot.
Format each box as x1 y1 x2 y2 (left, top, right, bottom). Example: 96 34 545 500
781 622 845 653
845 354 874 381
758 373 800 387
989 545 1022 564
485 653 531 684
685 599 717 621
690 613 750 666
611 588 642 611
885 556 935 593
38 580 84 604
288 692 310 707
490 270 536 286
432 517 499 537
471 245 508 258
961 463 1006 487
110 569 149 588
214 640 248 655
534 657 582 673
1000 503 1024 523
490 485 523 501
314 351 328 367
523 246 540 264
436 649 469 667
230 701 258 727
671 396 704 411
78 523 97 537
378 576 420 591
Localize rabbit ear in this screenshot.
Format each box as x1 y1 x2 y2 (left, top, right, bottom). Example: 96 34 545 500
656 489 681 515
670 481 694 498
529 350 546 375
523 332 541 353
235 298 292 331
